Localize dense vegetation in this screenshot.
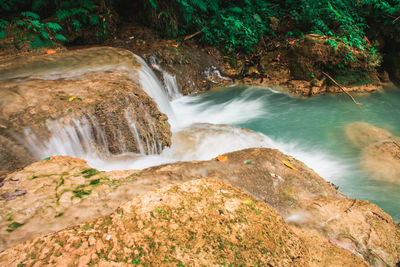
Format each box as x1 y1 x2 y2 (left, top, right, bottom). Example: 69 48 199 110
1 0 399 54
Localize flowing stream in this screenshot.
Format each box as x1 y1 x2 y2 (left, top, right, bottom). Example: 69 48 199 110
5 50 399 221
88 57 400 221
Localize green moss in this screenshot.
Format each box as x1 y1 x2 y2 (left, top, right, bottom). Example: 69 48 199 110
6 221 24 232
54 212 64 218
81 168 100 178
72 189 92 198
90 178 100 185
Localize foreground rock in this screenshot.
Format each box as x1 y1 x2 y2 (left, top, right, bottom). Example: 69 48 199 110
0 148 398 265
346 122 400 183
0 47 171 171
0 178 368 266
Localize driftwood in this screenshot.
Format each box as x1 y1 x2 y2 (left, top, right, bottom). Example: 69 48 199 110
322 71 361 106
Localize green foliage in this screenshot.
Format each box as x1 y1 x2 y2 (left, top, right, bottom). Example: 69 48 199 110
146 0 282 53
0 0 114 47
145 0 400 54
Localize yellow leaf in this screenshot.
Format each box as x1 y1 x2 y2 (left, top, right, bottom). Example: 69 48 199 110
69 96 77 102
282 160 298 171
217 155 228 162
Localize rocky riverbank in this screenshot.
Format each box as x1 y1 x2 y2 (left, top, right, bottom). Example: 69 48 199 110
103 25 395 97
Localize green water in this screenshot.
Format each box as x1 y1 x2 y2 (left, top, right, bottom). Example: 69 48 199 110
191 86 400 221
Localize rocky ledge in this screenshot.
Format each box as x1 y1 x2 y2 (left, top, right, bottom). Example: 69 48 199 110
0 148 398 266
0 47 171 171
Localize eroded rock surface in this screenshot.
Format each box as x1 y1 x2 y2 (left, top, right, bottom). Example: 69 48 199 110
0 47 171 171
0 148 398 265
0 178 368 266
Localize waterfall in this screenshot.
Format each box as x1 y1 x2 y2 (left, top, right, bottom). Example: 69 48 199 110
135 56 177 126
24 116 109 159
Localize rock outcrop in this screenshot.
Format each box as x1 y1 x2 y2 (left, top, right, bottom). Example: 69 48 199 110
0 148 398 265
0 178 368 266
0 47 171 171
346 122 400 183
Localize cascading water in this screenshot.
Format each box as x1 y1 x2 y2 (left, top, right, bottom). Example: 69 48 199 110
162 71 182 100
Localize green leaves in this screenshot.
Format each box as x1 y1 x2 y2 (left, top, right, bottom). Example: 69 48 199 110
20 11 40 20
45 22 62 32
55 34 67 41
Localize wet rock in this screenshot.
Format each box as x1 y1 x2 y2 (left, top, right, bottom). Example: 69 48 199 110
287 197 400 266
143 44 224 95
362 140 400 183
0 178 368 266
345 122 400 183
0 47 171 171
346 122 393 148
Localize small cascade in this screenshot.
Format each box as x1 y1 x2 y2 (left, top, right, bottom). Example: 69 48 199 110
146 56 182 100
162 71 182 100
124 108 164 155
24 116 109 159
135 56 177 126
203 66 231 84
125 109 145 154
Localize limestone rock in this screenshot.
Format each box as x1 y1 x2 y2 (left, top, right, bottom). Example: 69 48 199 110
0 178 368 266
0 148 398 266
0 47 171 171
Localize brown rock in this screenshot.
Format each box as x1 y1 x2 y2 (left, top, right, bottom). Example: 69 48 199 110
0 47 172 171
362 140 400 183
346 122 393 148
0 178 368 266
0 148 398 265
287 197 400 266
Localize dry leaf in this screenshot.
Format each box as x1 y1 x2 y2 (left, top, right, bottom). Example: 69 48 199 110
282 160 298 171
217 155 228 162
45 49 56 55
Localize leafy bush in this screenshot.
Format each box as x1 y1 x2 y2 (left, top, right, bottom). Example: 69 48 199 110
145 0 399 54
0 0 115 48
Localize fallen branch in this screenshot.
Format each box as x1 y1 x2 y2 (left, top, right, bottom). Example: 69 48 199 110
322 71 361 106
184 27 206 41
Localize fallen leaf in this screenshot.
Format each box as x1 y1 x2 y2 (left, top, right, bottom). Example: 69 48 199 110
68 96 77 102
282 160 298 171
242 199 253 205
45 49 56 55
217 155 228 162
244 160 253 165
43 157 50 161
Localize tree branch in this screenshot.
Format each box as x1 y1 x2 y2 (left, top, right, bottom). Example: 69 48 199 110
322 71 361 106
